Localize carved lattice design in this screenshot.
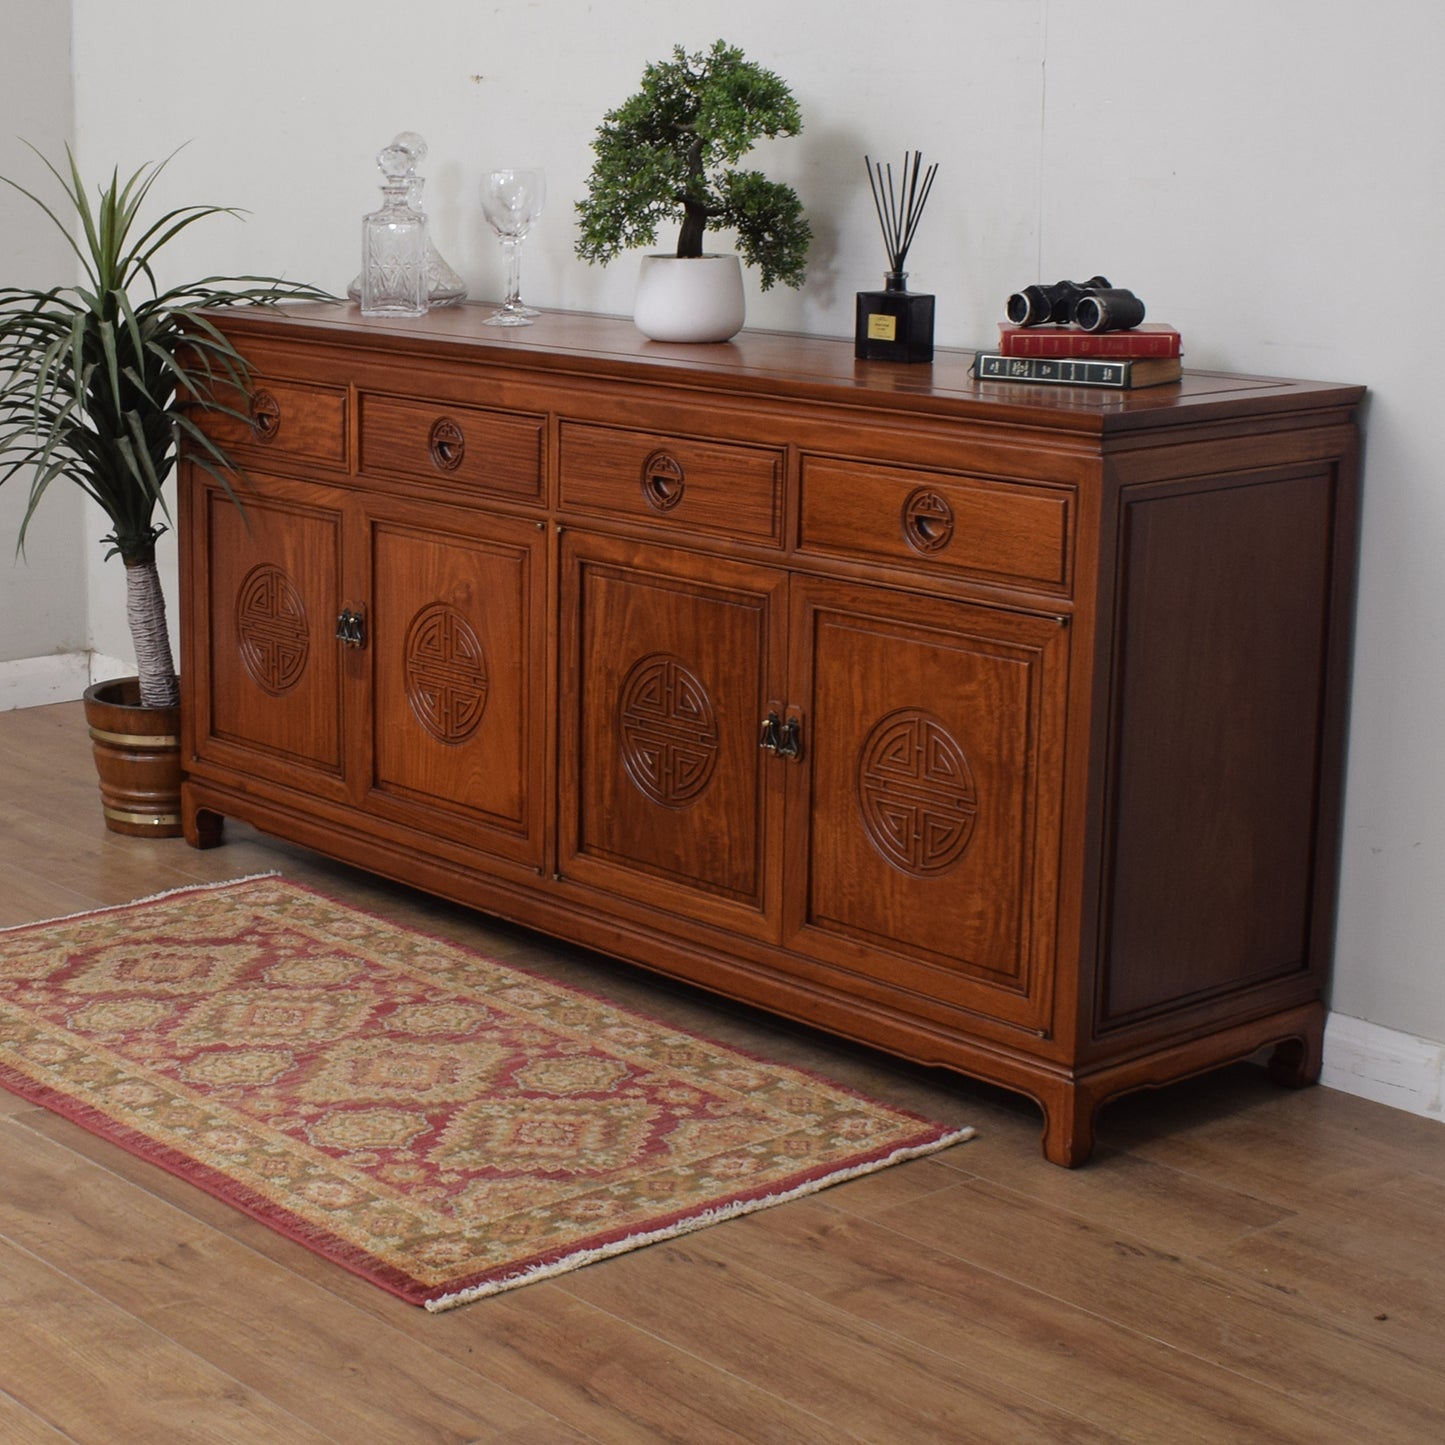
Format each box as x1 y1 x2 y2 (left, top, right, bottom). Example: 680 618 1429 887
236 565 309 695
618 653 719 808
858 710 977 875
405 605 489 744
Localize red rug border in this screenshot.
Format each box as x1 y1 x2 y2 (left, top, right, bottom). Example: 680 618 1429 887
1 874 974 1309
0 1055 429 1302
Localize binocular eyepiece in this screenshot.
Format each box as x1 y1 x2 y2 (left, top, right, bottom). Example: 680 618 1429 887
1006 275 1146 333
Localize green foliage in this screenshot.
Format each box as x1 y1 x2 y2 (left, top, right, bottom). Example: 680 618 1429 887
0 144 329 568
575 40 811 291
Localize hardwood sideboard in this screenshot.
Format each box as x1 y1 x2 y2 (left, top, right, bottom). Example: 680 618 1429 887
178 303 1364 1165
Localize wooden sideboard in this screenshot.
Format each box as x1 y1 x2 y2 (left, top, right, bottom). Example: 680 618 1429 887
178 303 1364 1164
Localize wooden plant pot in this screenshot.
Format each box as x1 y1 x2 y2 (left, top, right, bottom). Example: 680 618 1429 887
82 677 183 837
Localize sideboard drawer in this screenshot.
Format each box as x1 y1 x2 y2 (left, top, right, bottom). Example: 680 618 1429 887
558 420 784 545
359 393 544 500
798 456 1073 592
206 378 348 470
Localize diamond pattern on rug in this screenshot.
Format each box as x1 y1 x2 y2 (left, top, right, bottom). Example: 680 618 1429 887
0 875 972 1309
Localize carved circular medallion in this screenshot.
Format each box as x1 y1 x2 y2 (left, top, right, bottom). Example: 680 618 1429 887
236 565 309 695
618 653 718 808
858 710 977 875
902 488 955 553
405 605 489 743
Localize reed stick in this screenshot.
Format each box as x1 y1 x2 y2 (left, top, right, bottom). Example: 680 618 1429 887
865 151 938 275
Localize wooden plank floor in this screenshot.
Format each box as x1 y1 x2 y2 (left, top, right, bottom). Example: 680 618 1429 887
1 699 1443 1443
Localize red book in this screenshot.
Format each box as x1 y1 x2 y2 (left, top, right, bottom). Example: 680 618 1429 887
997 322 1182 359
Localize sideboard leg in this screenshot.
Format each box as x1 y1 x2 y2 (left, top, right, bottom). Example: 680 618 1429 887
1268 1029 1323 1089
184 804 225 850
1038 1085 1098 1168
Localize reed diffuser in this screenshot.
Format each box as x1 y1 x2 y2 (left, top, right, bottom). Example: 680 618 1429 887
855 150 938 363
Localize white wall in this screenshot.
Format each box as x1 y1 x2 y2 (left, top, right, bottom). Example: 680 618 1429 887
0 0 85 686
9 1 1445 1103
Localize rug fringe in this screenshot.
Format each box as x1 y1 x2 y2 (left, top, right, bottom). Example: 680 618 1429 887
0 873 281 935
423 1125 976 1312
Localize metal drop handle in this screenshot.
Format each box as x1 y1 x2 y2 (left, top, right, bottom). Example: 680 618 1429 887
759 710 802 760
335 608 366 648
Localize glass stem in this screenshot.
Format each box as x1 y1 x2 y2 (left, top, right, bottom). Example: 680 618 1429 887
501 238 522 308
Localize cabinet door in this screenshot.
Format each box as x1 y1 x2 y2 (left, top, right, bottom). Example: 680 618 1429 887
363 501 546 868
558 533 787 939
187 471 349 801
786 579 1068 1031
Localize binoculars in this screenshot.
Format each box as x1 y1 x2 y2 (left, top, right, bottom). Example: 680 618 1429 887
1006 275 1146 333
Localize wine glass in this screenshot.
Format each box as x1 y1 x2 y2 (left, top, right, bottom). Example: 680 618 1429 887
479 168 545 326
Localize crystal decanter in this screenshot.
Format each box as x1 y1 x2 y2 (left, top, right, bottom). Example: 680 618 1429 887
352 132 466 311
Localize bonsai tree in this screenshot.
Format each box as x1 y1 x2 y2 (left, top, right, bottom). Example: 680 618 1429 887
575 39 811 291
0 145 329 710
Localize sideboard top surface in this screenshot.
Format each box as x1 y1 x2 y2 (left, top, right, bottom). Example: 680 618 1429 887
211 302 1363 438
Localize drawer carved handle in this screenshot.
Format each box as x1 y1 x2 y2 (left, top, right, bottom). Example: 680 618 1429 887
641 449 686 512
248 389 282 443
903 488 955 553
428 417 466 472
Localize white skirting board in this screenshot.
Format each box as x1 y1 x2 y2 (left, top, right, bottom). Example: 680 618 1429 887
0 652 134 711
1322 1012 1444 1122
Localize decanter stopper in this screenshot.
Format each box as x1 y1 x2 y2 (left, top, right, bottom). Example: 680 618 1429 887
350 132 467 308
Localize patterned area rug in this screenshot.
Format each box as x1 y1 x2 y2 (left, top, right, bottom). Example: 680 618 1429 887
0 876 971 1309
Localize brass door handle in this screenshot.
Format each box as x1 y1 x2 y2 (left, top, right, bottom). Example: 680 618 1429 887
759 710 802 760
335 608 367 648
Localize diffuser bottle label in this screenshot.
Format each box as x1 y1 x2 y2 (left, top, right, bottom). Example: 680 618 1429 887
867 314 898 342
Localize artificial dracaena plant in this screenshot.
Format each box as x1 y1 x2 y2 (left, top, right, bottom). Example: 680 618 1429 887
0 145 330 708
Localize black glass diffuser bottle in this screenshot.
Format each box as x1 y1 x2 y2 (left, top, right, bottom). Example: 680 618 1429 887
855 151 937 363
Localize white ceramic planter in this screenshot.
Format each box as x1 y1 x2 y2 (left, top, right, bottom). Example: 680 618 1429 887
633 253 746 343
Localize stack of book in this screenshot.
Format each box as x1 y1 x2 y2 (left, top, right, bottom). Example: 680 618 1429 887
973 322 1183 389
